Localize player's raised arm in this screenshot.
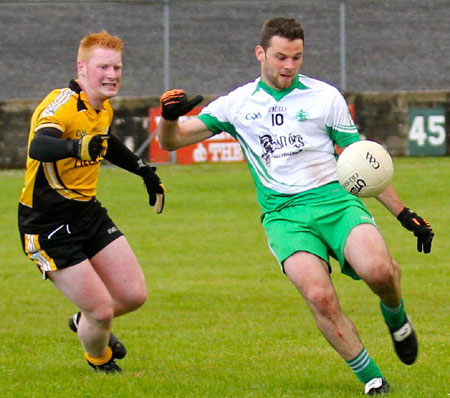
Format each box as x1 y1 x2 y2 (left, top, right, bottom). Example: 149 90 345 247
157 89 212 150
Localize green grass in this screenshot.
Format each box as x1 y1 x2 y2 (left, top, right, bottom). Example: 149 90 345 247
1 158 449 397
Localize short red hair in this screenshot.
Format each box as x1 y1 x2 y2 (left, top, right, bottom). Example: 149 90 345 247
77 30 124 62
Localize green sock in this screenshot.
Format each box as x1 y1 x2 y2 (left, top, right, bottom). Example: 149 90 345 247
380 299 406 329
346 348 384 383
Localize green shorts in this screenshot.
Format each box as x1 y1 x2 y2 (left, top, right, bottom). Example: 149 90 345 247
262 195 376 280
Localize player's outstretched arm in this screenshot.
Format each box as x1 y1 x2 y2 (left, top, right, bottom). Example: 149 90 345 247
376 185 434 253
105 134 165 213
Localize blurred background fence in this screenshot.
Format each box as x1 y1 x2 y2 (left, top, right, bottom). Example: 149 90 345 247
0 0 449 168
1 0 449 100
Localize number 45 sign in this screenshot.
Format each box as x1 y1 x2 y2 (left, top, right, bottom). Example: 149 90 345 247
408 108 446 155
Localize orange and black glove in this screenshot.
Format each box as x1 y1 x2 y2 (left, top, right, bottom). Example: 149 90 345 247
397 207 434 253
160 89 203 121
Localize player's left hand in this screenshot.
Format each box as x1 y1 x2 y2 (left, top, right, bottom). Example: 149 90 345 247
397 207 434 253
160 89 203 120
136 164 165 214
76 134 109 161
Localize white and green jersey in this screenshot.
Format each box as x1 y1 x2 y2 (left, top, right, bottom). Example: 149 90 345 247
198 74 360 213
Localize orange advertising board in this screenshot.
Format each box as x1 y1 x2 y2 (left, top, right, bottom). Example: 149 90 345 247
148 107 245 164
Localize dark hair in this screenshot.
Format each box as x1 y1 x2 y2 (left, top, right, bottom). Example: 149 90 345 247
259 18 305 50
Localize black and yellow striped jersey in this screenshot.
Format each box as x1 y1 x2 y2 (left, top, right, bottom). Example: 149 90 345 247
19 80 112 230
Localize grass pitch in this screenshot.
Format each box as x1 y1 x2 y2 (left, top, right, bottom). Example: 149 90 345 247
1 158 449 397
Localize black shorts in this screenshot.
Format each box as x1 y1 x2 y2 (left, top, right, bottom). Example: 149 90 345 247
19 205 123 279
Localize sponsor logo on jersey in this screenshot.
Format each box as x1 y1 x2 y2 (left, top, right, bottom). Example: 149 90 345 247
74 156 104 167
259 133 305 165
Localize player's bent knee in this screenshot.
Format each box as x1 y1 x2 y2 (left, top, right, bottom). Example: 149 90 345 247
129 289 147 311
305 287 339 319
118 287 147 313
84 305 115 326
364 260 396 287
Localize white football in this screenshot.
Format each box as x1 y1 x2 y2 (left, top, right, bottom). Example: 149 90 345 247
337 140 394 197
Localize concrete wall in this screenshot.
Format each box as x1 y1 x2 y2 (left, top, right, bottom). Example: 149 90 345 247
0 96 158 169
1 91 448 169
347 91 450 156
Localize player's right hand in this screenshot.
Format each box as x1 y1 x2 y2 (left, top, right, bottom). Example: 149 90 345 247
74 134 109 161
160 89 203 121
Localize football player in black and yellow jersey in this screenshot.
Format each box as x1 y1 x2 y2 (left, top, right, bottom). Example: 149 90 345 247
18 31 164 373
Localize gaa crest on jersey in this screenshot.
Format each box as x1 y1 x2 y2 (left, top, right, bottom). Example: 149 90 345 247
296 109 310 121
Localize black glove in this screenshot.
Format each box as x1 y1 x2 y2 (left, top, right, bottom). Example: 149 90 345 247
73 134 109 161
397 207 434 253
160 89 203 121
136 164 165 213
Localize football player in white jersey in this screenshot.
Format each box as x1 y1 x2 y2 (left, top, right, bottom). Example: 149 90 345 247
156 18 433 395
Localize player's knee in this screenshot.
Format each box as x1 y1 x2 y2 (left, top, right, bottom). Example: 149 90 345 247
120 285 147 312
365 258 396 287
130 288 147 310
306 287 339 319
84 304 115 327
